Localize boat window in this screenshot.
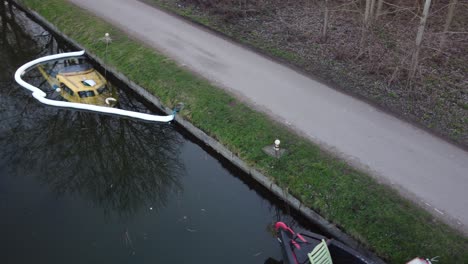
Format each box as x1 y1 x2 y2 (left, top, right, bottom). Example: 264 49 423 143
78 90 96 98
97 85 108 94
60 83 74 96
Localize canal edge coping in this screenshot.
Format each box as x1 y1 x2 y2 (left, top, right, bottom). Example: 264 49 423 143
11 1 384 263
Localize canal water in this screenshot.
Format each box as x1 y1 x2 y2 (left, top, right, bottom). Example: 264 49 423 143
0 4 316 264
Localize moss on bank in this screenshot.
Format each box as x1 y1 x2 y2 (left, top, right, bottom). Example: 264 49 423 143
18 0 468 263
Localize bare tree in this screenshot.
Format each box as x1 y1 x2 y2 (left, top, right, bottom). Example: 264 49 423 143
322 0 329 40
364 0 372 23
369 0 377 21
376 0 385 18
359 0 376 56
439 0 458 50
410 0 432 79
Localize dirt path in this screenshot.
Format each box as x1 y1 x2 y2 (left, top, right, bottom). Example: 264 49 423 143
69 0 468 234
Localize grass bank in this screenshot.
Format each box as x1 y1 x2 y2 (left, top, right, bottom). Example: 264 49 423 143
18 0 468 263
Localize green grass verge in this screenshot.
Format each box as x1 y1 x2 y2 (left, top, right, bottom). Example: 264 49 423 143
19 0 468 263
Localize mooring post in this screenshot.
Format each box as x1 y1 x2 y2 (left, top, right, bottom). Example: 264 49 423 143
274 139 280 157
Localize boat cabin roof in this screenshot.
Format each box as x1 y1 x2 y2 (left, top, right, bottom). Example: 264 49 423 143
59 64 93 74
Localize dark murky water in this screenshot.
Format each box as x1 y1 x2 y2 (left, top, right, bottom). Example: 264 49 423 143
0 4 317 263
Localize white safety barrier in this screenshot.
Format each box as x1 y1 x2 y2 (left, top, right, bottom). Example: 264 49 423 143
14 50 175 122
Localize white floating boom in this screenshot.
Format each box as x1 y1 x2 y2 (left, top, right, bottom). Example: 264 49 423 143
14 50 175 122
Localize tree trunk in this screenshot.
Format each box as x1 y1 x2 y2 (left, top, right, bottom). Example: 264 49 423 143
369 0 377 21
364 0 372 24
439 0 457 50
414 0 422 14
376 0 385 18
322 0 329 40
410 0 432 79
359 0 373 56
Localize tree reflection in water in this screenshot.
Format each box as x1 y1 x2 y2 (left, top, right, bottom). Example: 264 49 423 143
0 4 185 217
7 108 184 216
0 1 57 79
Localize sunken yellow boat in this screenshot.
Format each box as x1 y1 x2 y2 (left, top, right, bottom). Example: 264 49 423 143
16 50 176 122
38 62 118 107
